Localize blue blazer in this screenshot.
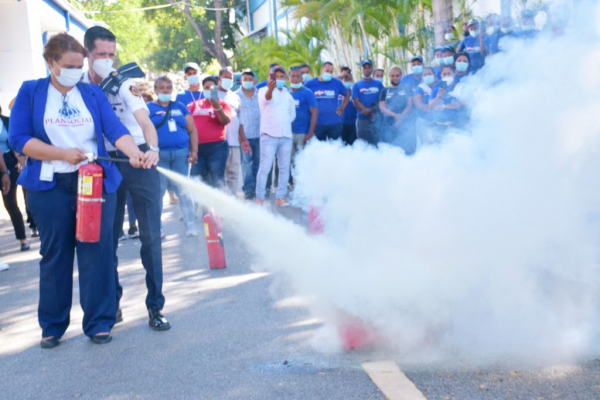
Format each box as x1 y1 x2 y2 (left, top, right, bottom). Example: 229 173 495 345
8 77 130 193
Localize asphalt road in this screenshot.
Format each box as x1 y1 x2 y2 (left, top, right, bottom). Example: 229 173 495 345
0 192 598 399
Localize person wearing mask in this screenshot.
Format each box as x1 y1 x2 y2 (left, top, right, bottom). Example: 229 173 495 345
458 19 487 71
400 56 424 94
288 66 318 185
442 46 457 67
444 26 461 49
217 68 242 195
305 62 349 141
339 68 357 145
0 106 31 251
454 52 473 84
299 64 312 83
255 66 295 207
256 63 280 90
518 10 538 39
373 68 385 82
379 66 414 153
148 76 199 237
9 33 146 348
352 59 384 146
429 65 467 130
189 77 231 188
83 26 168 332
432 47 445 78
175 62 202 107
236 71 261 200
484 13 503 55
497 17 517 52
413 67 440 144
461 22 470 38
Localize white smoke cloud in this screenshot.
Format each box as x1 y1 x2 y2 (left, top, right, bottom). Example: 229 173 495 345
161 1 600 366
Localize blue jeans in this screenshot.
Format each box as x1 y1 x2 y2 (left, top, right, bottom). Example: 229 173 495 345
112 151 164 311
241 138 260 198
315 124 343 141
190 140 229 189
255 135 292 200
158 148 196 231
28 172 117 338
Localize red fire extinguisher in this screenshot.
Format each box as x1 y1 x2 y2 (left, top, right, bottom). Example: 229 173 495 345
203 208 226 269
308 204 325 235
76 163 104 243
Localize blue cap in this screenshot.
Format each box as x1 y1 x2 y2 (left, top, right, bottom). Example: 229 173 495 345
360 58 373 67
410 56 424 63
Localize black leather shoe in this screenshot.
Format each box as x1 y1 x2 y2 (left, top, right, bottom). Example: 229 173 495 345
40 336 60 349
91 334 112 344
20 243 30 251
116 308 123 324
148 308 171 331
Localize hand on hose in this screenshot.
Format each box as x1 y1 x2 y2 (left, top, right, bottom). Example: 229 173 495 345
142 150 159 169
128 150 145 169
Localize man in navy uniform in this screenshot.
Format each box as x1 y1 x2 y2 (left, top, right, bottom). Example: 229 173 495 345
83 26 171 331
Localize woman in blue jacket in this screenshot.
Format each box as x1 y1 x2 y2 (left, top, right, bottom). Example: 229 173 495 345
9 33 145 348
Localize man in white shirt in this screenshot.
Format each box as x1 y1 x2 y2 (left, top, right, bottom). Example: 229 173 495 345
256 66 296 207
84 26 171 332
217 68 241 195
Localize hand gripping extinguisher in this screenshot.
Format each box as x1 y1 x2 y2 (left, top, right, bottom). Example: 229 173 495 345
203 208 226 269
76 162 105 243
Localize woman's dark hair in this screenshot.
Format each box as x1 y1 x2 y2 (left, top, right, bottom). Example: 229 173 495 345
454 52 471 70
84 26 116 52
202 76 218 86
422 66 436 76
441 65 455 75
43 33 86 63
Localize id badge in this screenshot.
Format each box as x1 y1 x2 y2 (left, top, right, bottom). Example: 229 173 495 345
168 119 177 132
40 161 54 182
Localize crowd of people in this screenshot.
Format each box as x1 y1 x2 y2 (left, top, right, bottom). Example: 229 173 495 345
0 10 546 347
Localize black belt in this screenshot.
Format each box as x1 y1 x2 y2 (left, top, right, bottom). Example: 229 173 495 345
108 143 148 159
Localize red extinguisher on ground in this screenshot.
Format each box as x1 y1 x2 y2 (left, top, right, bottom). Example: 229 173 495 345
203 208 226 269
308 204 325 235
76 162 105 243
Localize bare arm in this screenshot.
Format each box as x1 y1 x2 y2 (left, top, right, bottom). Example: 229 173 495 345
306 107 318 141
133 109 159 168
338 92 350 115
185 114 199 163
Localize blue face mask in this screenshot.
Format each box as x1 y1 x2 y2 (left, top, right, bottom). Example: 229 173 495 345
423 75 435 86
157 93 171 103
412 65 423 75
203 90 213 99
276 80 287 89
343 81 353 89
322 72 333 82
242 81 254 90
290 82 303 89
187 75 200 86
455 61 469 72
443 56 455 65
374 78 383 82
302 73 311 82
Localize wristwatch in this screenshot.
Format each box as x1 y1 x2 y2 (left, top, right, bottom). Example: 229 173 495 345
1 170 10 176
148 145 160 152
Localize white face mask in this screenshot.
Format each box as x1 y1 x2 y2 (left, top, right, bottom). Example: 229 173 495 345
92 58 114 79
52 63 82 88
442 76 454 86
220 78 233 90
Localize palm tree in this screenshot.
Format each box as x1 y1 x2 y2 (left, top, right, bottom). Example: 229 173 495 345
432 0 453 46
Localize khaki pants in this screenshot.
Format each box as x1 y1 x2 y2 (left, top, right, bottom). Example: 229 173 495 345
225 146 241 195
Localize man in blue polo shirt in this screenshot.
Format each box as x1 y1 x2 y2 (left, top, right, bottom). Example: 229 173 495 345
401 56 424 94
175 62 202 106
305 62 349 141
351 58 383 146
458 19 487 71
289 66 318 184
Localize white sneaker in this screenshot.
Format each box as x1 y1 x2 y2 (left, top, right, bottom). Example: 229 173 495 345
0 262 9 272
185 223 199 237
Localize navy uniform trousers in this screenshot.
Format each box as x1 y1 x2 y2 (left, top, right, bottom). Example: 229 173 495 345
111 146 164 312
28 172 117 338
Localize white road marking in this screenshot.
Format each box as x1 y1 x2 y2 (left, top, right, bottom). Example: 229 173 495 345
362 361 427 400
